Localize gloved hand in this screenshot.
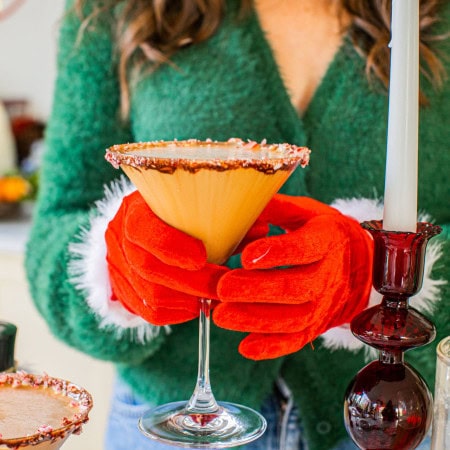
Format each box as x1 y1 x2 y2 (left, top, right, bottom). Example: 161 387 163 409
105 191 229 326
213 194 373 360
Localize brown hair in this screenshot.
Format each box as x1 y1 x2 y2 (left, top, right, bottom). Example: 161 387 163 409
342 0 447 104
75 0 448 116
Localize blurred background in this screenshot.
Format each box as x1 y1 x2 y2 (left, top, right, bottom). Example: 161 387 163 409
0 2 114 449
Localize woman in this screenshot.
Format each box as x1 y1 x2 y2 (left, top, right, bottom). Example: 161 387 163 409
26 0 449 449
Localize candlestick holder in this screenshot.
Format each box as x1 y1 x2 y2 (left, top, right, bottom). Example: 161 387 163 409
344 220 441 450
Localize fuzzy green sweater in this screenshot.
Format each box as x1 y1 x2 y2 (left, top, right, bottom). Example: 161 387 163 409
26 0 450 448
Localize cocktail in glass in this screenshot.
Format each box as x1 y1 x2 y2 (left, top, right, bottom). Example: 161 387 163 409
106 138 310 448
0 372 93 450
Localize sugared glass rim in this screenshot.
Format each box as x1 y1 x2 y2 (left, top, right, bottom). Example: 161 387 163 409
105 138 310 173
0 372 93 447
437 336 450 365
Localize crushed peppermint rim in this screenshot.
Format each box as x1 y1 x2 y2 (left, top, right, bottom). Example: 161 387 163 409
0 371 93 448
105 138 311 174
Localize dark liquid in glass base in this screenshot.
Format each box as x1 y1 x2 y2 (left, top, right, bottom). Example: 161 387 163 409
344 360 432 450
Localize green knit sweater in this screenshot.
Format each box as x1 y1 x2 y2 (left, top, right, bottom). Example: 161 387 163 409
26 1 450 448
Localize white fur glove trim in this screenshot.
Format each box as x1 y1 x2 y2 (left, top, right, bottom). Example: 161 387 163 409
321 198 445 359
68 177 168 343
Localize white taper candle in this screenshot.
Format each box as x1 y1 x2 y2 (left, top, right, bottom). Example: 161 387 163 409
383 0 420 232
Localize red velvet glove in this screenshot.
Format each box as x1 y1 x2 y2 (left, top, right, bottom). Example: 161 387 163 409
213 194 373 360
105 191 229 326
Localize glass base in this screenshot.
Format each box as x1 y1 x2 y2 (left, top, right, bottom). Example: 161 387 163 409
138 401 267 448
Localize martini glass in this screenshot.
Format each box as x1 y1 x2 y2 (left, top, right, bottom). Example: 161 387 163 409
105 138 310 448
0 372 93 450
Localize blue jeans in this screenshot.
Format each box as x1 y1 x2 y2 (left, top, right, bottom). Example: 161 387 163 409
104 377 431 450
104 377 309 450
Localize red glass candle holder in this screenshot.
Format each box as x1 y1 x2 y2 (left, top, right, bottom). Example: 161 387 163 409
344 220 441 450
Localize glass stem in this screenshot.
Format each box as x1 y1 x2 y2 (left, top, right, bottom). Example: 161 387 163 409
186 298 220 414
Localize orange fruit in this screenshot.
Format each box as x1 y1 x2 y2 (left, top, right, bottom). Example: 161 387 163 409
0 176 30 202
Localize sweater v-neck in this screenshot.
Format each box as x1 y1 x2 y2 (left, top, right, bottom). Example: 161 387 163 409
246 5 353 144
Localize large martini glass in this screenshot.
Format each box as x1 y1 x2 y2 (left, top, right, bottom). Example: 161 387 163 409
105 138 310 448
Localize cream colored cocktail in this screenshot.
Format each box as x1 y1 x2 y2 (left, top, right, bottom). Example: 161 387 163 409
105 138 310 448
0 372 92 450
106 138 310 264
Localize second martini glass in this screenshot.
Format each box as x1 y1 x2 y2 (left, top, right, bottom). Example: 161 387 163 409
106 138 310 448
0 372 92 450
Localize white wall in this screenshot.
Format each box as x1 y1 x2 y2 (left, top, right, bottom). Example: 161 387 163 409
0 0 64 120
